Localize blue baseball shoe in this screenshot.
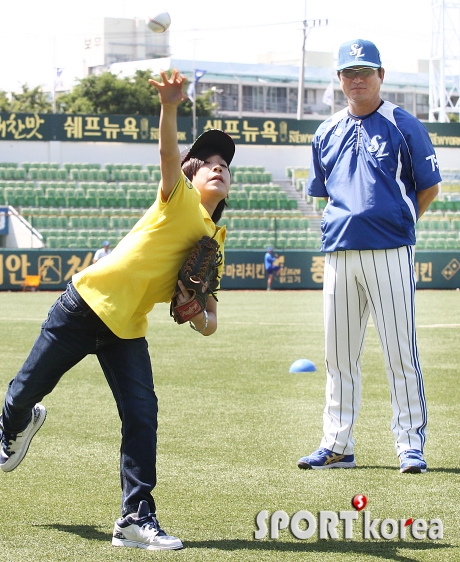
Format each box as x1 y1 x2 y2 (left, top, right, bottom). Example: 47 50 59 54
298 447 356 470
399 449 427 473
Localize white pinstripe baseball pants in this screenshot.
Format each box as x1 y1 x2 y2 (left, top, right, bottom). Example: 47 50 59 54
320 246 427 456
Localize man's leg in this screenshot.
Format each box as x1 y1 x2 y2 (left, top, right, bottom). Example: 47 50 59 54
320 251 370 454
357 247 427 456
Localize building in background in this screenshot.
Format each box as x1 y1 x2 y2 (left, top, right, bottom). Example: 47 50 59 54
81 17 430 121
109 56 430 121
84 17 170 76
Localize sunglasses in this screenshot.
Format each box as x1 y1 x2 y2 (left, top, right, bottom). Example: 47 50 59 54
340 67 377 79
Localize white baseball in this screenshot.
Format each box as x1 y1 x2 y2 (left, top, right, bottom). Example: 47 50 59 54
147 12 171 33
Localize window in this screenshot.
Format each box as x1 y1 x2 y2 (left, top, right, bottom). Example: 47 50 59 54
386 92 414 113
242 86 264 112
416 94 429 119
219 84 239 111
266 87 287 113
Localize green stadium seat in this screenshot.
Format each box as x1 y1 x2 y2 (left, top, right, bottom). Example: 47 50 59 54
243 236 256 248
96 169 109 182
79 169 90 181
115 191 127 207
248 191 259 210
96 189 107 207
276 236 287 249
120 169 130 181
76 235 89 248
57 236 68 248
66 236 79 248
68 216 81 228
47 236 59 248
233 171 245 183
54 188 66 206
22 187 35 206
86 189 98 207
425 238 437 249
236 191 249 210
433 239 445 249
295 236 309 249
14 169 26 180
38 169 51 180
225 236 239 249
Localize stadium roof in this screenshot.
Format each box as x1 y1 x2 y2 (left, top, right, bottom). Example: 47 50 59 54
110 57 430 90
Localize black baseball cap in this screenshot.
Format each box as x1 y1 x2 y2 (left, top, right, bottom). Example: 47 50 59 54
181 129 235 166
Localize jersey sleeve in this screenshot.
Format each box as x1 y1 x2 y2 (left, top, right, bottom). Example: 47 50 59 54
307 130 328 197
397 113 442 191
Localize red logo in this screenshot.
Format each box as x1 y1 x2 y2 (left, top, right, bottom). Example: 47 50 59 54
351 494 367 511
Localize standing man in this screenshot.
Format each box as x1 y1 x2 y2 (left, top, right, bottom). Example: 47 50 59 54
264 246 280 290
298 39 440 473
93 240 111 263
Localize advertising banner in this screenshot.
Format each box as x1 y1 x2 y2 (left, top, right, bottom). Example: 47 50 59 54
0 249 458 291
2 112 460 148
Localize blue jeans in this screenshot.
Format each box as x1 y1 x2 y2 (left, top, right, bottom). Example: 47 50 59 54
2 281 158 517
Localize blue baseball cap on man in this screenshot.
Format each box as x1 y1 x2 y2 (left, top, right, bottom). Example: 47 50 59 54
336 39 382 71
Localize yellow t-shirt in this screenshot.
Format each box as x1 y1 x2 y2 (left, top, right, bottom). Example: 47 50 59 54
72 173 226 339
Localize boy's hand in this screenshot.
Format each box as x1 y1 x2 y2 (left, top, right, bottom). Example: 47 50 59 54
148 69 187 107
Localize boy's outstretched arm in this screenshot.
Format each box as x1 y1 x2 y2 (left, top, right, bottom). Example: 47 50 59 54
149 69 187 200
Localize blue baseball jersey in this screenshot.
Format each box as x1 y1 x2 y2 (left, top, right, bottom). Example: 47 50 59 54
307 101 442 252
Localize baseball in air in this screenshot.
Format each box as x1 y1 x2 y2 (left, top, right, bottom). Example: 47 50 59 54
147 12 171 33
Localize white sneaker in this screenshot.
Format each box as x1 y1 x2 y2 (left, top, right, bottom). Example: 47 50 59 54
0 404 47 472
112 500 183 551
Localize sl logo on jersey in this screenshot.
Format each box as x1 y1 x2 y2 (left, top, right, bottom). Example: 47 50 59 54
350 44 364 59
185 177 194 189
367 135 389 158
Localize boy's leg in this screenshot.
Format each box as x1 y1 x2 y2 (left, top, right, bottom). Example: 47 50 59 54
1 282 107 470
97 337 158 517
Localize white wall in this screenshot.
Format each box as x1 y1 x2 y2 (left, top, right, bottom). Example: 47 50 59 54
4 210 44 249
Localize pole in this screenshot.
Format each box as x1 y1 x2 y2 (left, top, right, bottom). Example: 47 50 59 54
192 37 197 141
52 36 56 114
297 20 307 121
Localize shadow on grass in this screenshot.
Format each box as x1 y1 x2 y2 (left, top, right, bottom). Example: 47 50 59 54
184 539 456 561
36 524 111 542
358 465 460 474
34 527 456 561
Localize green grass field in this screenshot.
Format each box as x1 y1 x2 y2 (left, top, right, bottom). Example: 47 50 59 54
0 289 459 561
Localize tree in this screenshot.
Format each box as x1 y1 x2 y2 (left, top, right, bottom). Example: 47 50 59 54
10 85 53 113
57 69 215 116
0 91 10 112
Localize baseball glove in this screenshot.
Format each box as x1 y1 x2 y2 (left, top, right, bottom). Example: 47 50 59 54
170 235 222 324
